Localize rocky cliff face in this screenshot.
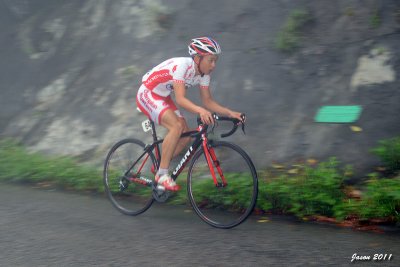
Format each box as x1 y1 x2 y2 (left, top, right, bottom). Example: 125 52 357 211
1 0 399 177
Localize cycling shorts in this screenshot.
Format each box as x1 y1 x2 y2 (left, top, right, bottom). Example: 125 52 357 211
136 85 183 124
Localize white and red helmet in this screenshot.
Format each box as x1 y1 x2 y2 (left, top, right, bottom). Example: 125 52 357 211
188 37 221 56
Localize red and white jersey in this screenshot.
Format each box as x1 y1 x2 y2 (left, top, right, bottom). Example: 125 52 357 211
141 57 210 97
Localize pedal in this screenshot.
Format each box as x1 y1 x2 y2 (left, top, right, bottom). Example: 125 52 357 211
156 184 166 191
141 119 152 132
152 184 170 202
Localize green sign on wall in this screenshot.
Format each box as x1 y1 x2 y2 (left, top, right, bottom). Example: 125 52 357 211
314 106 362 123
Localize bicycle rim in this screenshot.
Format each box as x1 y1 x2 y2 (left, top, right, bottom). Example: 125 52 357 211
103 139 157 216
187 141 258 229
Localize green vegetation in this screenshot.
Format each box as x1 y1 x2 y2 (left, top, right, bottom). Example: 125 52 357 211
0 139 103 192
187 173 255 209
357 174 400 221
370 9 381 28
372 46 387 56
259 158 347 218
371 136 400 174
275 9 312 53
1 136 400 227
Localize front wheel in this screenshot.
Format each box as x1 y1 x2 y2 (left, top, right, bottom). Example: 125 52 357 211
103 138 157 216
187 141 258 229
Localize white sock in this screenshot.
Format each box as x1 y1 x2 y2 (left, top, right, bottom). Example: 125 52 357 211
157 168 169 176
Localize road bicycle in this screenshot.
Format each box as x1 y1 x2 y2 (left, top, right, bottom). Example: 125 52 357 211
103 113 258 229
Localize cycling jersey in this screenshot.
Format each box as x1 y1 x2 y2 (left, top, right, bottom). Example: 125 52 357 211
141 57 210 97
137 57 212 124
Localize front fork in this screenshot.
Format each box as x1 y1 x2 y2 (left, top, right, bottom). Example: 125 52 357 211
202 138 227 187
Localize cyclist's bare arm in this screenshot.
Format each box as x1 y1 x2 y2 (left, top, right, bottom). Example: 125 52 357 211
199 87 243 121
174 81 214 124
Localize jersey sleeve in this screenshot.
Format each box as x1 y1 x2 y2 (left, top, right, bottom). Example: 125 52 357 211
199 75 211 89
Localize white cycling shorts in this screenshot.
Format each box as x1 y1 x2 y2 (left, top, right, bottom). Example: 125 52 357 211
136 85 183 124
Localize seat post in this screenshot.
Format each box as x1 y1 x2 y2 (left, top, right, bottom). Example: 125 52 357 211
149 120 162 164
150 120 157 142
137 107 161 163
137 107 158 141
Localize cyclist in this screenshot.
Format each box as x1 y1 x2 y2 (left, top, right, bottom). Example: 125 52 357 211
136 37 244 191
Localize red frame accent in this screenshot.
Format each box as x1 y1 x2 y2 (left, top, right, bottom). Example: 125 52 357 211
201 135 226 187
208 146 227 186
154 146 161 163
136 153 150 175
129 177 148 186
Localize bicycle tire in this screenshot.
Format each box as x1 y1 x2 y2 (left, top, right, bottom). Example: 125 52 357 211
187 141 258 229
103 138 157 216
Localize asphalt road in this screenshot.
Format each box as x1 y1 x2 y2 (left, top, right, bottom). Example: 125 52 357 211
1 183 399 266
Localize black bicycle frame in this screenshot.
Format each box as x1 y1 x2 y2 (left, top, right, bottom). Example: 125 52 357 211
148 120 206 181
127 116 240 187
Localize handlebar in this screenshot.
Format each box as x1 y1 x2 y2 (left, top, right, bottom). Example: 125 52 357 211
196 113 246 138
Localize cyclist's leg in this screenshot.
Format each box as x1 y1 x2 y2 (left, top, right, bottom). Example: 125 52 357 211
172 117 191 157
162 96 191 159
155 109 184 191
159 109 184 170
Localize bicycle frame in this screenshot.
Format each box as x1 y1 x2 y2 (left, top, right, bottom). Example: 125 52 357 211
129 119 227 188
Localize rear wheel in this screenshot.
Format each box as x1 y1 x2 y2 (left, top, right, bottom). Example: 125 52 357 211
103 139 157 215
187 141 258 229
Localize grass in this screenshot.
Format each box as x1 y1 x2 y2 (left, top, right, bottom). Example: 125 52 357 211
358 174 400 221
370 136 400 174
189 173 255 209
258 158 348 218
1 138 400 226
0 139 103 192
275 9 312 53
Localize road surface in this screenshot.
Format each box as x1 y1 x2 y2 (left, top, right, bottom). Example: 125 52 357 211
0 184 399 266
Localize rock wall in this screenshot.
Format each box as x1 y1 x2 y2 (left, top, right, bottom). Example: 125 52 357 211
1 0 399 177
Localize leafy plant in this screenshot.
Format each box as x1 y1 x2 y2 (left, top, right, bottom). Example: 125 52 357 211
371 136 400 174
370 9 381 28
357 175 400 221
260 158 346 217
275 9 312 52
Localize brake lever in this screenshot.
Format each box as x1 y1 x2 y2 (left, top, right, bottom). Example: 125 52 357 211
240 114 246 135
211 120 217 135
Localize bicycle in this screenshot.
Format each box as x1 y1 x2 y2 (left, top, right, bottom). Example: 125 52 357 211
103 113 258 229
